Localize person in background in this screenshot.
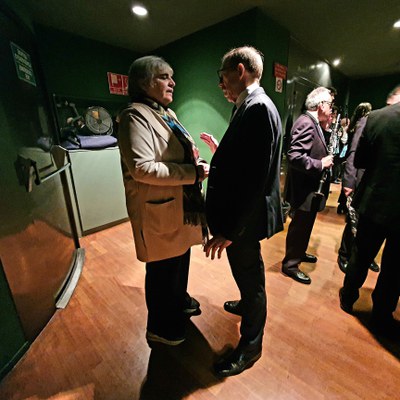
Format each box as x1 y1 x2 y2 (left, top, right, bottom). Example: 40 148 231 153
336 117 350 214
204 46 283 377
339 99 400 339
386 84 400 105
118 55 209 346
332 117 349 185
282 87 334 284
337 102 380 273
327 86 337 101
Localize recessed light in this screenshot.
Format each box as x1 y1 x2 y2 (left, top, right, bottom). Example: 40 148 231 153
332 58 341 67
132 5 148 16
394 19 400 28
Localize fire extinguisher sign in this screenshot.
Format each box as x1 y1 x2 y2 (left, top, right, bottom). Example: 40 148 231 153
273 62 287 93
107 72 128 96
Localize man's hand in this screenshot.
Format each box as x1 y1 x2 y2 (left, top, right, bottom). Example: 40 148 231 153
200 132 219 154
196 163 210 182
343 187 353 197
204 234 232 260
321 154 334 169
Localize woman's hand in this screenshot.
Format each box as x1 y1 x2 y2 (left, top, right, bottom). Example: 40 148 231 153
200 132 219 154
196 163 209 182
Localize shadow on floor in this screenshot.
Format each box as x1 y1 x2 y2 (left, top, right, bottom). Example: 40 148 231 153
139 321 222 400
355 310 400 361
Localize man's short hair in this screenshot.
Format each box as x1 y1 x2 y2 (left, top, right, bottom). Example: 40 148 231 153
221 46 264 79
305 87 331 111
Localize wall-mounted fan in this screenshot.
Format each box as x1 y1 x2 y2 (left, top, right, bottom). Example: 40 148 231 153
84 106 113 135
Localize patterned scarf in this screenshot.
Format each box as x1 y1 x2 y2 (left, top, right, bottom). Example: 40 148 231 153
139 98 208 239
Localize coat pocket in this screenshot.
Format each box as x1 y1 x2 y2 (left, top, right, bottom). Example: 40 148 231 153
144 197 179 234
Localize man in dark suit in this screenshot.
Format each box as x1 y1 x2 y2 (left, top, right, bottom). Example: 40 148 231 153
204 46 283 377
282 87 334 284
339 101 400 338
337 105 380 273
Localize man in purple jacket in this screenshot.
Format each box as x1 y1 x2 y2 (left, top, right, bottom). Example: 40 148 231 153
282 87 334 284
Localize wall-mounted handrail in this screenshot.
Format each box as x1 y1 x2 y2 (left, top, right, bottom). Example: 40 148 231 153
33 162 71 185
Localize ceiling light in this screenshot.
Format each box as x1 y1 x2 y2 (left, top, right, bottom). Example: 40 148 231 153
394 19 400 28
132 5 148 16
332 58 341 67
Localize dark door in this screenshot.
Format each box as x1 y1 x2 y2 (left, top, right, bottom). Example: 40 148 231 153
0 8 78 341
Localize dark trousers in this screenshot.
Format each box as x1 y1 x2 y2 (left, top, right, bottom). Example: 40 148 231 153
338 215 355 262
342 215 400 319
145 249 191 338
282 209 317 270
226 241 266 347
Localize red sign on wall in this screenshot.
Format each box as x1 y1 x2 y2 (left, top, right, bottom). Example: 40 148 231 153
107 72 128 96
274 63 287 79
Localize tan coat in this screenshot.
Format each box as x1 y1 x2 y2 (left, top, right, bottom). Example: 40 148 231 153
118 103 203 262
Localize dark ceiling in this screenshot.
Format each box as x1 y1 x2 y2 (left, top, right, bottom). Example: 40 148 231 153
22 0 400 78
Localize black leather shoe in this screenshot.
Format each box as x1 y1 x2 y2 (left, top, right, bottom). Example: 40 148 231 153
282 268 311 284
214 347 262 377
369 261 380 272
339 287 355 314
183 295 201 316
301 253 317 263
337 256 348 273
223 300 242 316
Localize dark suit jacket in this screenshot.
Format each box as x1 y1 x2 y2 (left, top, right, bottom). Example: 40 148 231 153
352 102 400 230
206 87 283 242
342 116 368 190
284 112 330 211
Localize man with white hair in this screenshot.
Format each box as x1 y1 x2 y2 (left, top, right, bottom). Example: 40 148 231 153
282 87 334 284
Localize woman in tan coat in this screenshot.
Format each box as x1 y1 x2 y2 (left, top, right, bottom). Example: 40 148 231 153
118 56 209 346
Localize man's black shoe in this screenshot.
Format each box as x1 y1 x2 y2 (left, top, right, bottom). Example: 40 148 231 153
301 253 318 263
282 268 311 284
223 300 242 316
183 295 201 316
214 347 261 377
337 256 348 273
338 257 380 273
339 287 354 314
369 261 380 273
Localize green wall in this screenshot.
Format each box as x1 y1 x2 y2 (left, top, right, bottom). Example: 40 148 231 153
156 9 289 162
33 9 289 162
0 0 31 381
349 73 400 113
254 11 289 112
34 25 139 109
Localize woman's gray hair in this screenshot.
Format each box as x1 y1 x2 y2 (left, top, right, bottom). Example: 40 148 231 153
305 87 331 110
128 55 172 100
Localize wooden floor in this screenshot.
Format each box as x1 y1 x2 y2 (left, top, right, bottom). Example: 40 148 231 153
1 184 399 400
